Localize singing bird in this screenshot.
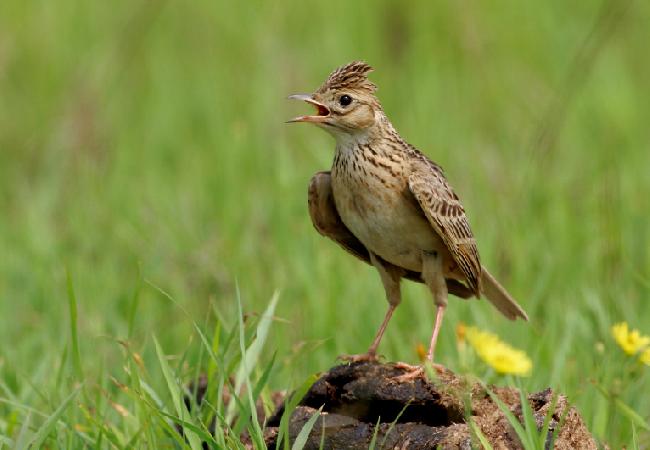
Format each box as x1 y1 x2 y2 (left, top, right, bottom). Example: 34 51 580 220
288 61 527 365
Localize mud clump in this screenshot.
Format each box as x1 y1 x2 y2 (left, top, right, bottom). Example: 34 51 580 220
263 362 597 450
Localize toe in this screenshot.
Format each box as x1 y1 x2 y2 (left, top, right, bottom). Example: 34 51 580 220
393 361 421 371
392 365 425 383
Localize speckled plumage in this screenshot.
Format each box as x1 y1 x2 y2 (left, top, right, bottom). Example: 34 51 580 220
291 61 527 364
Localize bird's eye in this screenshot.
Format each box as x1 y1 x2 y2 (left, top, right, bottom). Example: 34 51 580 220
339 94 352 106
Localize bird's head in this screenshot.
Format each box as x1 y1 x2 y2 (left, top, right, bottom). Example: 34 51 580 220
288 61 382 140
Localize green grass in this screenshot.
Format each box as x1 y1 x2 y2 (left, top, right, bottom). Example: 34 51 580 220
1 0 649 447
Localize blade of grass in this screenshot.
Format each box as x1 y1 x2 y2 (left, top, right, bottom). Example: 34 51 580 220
54 343 68 391
154 407 219 447
24 387 80 449
251 352 276 418
517 383 539 448
192 321 225 436
469 419 494 450
367 416 381 450
233 353 276 435
127 267 143 340
77 403 125 449
66 271 84 382
229 291 280 418
13 412 31 450
483 383 532 448
277 374 318 450
205 404 229 448
152 336 203 450
550 397 572 446
224 287 279 449
379 400 411 449
231 288 278 447
538 393 559 449
193 323 221 371
595 384 650 431
138 398 194 450
206 319 221 384
123 425 146 450
291 405 323 450
319 416 326 450
213 376 227 446
0 399 49 420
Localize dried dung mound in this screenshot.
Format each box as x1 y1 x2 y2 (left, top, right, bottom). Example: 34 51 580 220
264 362 596 450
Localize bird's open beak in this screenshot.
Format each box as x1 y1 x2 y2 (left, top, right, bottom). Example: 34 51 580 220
286 94 330 123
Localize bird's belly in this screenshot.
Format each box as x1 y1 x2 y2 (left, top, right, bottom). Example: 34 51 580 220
333 183 445 272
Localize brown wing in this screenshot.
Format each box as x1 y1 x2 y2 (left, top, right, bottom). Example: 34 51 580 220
308 171 370 262
407 158 482 296
308 171 474 299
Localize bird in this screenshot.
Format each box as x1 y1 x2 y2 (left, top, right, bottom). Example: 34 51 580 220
287 61 527 367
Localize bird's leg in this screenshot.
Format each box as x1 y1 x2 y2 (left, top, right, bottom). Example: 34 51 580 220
338 253 402 363
339 303 396 363
428 304 446 361
392 251 448 383
367 302 397 356
422 250 448 364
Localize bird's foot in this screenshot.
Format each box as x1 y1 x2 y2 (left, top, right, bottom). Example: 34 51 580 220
392 361 446 383
392 361 425 382
337 352 381 363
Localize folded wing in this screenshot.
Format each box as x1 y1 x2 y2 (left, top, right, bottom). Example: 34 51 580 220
308 171 474 299
407 158 482 297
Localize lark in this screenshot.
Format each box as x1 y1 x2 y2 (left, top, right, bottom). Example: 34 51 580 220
288 61 527 366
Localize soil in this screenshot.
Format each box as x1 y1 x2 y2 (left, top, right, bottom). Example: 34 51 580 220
185 361 598 449
263 362 597 449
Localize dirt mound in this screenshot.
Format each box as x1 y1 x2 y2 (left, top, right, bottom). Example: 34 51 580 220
264 362 596 449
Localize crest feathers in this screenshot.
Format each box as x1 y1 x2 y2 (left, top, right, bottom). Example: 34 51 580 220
318 61 377 94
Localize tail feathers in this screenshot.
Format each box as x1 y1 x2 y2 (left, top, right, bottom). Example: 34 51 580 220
481 268 528 321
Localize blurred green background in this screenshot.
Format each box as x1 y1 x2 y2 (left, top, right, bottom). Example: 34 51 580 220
1 0 649 445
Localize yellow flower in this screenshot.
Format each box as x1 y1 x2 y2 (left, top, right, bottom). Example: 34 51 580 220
640 348 650 367
465 326 532 376
611 322 650 356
